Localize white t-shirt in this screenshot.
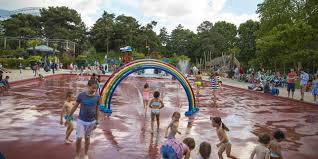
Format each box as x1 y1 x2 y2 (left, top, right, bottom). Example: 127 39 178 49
300 72 309 85
253 144 270 159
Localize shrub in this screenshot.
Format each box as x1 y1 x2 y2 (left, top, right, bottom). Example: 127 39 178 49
0 58 28 69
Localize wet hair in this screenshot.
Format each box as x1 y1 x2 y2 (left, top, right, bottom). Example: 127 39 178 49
66 91 73 98
144 83 149 89
211 117 230 131
153 91 160 98
183 137 195 150
273 130 285 140
258 133 271 145
88 79 97 86
172 112 181 119
199 142 211 159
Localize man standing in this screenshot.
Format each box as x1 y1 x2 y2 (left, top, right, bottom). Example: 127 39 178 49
287 69 297 99
299 69 309 101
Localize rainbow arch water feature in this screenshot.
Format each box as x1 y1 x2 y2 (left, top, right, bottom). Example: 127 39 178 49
99 59 199 116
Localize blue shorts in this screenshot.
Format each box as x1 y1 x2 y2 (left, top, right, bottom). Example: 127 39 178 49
287 83 295 92
160 145 177 159
271 88 279 95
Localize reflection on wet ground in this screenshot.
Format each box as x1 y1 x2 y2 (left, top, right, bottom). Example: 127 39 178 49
0 75 318 159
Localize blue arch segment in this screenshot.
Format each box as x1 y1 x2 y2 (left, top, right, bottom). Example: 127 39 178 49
100 64 199 116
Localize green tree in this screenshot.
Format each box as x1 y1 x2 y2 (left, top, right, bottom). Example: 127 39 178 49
237 20 259 65
158 27 169 46
158 27 169 56
194 21 226 60
2 13 41 37
167 24 196 58
197 21 213 33
214 21 237 50
134 21 160 54
256 22 317 70
90 11 115 53
40 6 87 52
113 15 140 49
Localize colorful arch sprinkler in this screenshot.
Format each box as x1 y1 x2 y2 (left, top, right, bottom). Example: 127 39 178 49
99 59 199 116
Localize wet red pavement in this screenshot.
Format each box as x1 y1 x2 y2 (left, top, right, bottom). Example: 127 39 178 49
0 75 318 159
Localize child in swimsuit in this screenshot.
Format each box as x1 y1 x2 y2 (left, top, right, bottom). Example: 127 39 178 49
198 141 212 159
149 91 164 133
164 112 181 139
160 137 195 159
269 130 285 159
211 117 238 159
143 83 150 110
195 71 203 94
60 91 75 144
251 133 271 159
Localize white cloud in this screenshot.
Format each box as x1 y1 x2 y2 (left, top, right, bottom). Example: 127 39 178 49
0 0 259 32
0 0 105 28
139 0 259 33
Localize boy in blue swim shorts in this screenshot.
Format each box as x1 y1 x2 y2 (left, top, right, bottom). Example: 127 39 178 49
60 91 75 144
67 80 100 159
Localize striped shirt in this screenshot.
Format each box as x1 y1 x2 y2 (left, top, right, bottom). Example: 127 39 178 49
211 77 219 90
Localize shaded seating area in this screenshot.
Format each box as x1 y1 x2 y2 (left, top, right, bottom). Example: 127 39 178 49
26 45 60 55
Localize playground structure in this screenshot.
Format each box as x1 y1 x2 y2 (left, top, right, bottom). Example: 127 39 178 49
196 52 240 72
99 59 199 116
119 46 133 64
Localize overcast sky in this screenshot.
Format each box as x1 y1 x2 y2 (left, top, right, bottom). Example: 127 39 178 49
0 0 263 33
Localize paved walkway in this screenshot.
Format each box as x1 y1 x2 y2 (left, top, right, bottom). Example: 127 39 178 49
221 78 316 104
3 68 69 82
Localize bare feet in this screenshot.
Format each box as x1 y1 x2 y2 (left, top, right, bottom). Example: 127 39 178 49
64 139 72 144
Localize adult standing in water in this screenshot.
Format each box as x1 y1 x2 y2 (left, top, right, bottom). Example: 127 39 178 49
299 69 309 101
66 80 100 159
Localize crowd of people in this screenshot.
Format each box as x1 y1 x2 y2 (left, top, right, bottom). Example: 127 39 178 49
232 66 318 104
0 63 10 91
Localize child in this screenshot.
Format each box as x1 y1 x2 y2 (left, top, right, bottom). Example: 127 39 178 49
60 92 75 144
39 74 45 81
211 117 238 159
250 133 271 159
164 112 181 139
311 75 318 104
198 141 212 159
66 80 100 159
0 76 9 90
160 137 195 159
269 130 285 159
143 83 150 110
97 75 101 94
149 91 164 133
211 72 219 94
195 71 203 94
216 72 223 90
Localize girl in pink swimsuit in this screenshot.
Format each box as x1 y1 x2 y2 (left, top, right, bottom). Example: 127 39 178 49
143 83 150 110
